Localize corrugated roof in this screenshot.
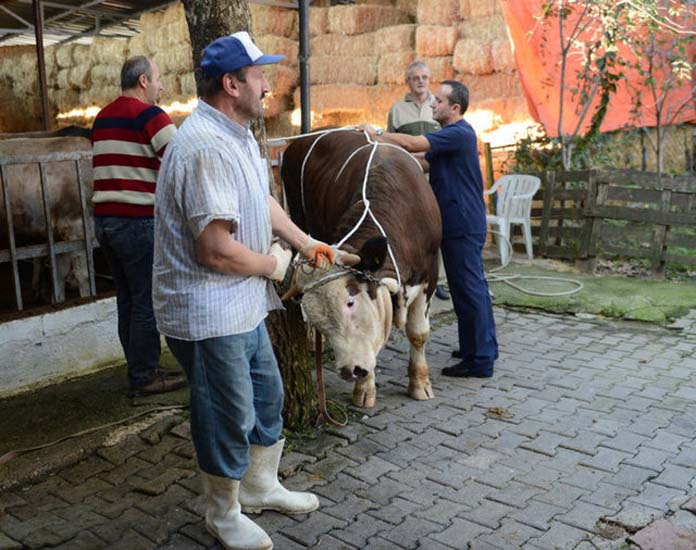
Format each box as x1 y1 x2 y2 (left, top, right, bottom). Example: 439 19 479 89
0 0 176 46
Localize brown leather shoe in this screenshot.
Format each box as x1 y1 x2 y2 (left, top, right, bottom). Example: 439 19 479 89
133 371 187 396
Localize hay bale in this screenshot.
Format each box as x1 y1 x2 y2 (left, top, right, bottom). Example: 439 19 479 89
328 5 409 36
262 93 288 119
422 56 456 82
458 14 507 42
57 68 70 90
89 38 126 65
378 51 415 84
145 29 169 53
154 45 193 75
491 38 515 73
55 44 75 69
311 33 375 57
395 0 418 19
468 0 500 18
310 8 330 36
90 64 121 86
179 72 196 97
161 2 185 26
415 26 457 56
51 89 80 111
374 24 415 54
127 33 148 57
266 65 298 98
417 0 460 25
68 64 91 89
256 36 299 66
72 45 90 66
293 83 402 115
311 56 377 85
459 73 523 100
160 73 180 103
453 38 493 75
251 6 297 38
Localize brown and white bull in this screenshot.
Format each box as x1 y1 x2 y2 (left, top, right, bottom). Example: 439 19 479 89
0 136 94 304
281 130 442 408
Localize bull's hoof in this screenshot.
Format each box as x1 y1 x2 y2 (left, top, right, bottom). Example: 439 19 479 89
408 382 434 401
352 387 376 408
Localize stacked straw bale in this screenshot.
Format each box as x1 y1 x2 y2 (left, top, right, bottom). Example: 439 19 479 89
311 56 377 85
417 0 460 25
415 26 458 57
329 5 409 35
374 25 415 54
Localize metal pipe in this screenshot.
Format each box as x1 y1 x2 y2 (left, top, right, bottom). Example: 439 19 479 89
298 0 310 133
32 0 51 131
38 162 61 302
75 159 96 296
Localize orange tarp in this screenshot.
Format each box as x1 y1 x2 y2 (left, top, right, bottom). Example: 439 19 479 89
500 0 696 137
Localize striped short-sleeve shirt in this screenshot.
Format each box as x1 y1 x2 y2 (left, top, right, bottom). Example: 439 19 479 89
91 96 177 217
152 100 281 341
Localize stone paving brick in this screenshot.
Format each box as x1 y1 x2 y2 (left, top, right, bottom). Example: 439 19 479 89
366 496 420 525
520 431 573 457
624 446 674 472
0 532 22 550
308 533 356 549
412 498 463 526
581 481 637 509
58 456 112 485
561 467 607 491
96 435 150 465
604 464 658 491
280 511 347 546
579 448 633 473
107 528 154 550
475 519 543 549
626 482 687 512
312 472 370 504
155 533 207 550
96 456 151 485
651 463 696 490
431 518 492 548
555 500 617 533
129 468 194 496
600 432 649 455
527 521 591 549
535 483 590 510
671 510 696 531
137 435 187 465
322 494 378 521
252 509 299 535
50 478 113 505
644 429 690 454
462 498 515 529
133 483 197 518
328 513 392 548
514 465 563 490
51 530 106 550
380 516 441 549
343 455 400 484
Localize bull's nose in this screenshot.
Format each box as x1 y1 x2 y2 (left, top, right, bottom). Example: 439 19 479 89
339 366 369 380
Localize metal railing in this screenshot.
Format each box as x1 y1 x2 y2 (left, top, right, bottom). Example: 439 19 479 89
0 150 96 311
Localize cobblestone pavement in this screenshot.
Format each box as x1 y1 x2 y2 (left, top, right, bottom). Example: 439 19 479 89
2 308 696 549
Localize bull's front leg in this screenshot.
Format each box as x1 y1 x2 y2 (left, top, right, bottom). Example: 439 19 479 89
352 372 377 408
406 287 434 400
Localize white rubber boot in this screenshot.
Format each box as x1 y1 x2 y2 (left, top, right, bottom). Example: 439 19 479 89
201 472 273 550
239 438 320 515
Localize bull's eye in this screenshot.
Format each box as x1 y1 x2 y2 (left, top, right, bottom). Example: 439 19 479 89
346 298 355 308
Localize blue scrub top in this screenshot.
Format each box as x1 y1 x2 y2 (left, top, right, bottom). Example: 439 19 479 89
425 119 487 239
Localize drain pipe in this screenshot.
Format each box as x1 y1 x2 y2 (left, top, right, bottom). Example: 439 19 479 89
298 0 310 133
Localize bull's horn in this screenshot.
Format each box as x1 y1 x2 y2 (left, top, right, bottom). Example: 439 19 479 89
381 277 400 295
336 250 361 267
281 269 302 301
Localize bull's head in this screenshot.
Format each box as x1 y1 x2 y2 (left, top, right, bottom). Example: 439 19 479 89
283 237 397 407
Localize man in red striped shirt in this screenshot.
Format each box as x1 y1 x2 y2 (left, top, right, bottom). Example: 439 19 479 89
92 56 184 395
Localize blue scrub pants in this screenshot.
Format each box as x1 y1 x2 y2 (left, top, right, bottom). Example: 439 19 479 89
441 234 498 374
166 323 284 479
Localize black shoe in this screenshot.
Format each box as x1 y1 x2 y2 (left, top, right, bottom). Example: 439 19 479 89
442 362 493 378
451 349 463 359
435 285 449 300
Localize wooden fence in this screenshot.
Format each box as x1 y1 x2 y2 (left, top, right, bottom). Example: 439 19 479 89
531 170 696 270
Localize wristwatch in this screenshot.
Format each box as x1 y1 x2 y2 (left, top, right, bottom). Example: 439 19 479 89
375 128 384 136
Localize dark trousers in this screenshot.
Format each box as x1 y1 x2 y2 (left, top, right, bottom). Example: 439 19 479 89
95 216 160 388
441 234 498 373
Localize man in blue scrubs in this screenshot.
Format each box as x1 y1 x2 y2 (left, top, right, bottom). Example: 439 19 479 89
360 80 498 377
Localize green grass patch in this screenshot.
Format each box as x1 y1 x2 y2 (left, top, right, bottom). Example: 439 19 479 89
487 260 696 324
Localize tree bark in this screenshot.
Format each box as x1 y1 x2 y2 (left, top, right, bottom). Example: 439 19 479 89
182 0 318 431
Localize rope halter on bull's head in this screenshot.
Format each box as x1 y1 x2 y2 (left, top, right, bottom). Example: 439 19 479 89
281 236 400 302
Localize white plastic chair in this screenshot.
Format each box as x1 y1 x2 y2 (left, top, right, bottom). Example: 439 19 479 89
484 174 541 265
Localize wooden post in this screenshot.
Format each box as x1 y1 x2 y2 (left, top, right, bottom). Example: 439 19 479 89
651 174 671 276
538 171 554 257
32 0 51 131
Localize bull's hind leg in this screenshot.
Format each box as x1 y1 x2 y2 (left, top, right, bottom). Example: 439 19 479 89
406 286 434 400
353 372 377 408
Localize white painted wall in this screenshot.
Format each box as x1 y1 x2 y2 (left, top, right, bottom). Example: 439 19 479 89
0 297 123 397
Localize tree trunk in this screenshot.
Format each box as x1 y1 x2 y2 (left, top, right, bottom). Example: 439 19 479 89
182 0 318 431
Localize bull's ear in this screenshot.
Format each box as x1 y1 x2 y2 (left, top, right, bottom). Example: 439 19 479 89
356 236 388 272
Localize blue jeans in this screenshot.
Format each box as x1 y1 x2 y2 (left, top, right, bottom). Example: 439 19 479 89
95 216 160 388
166 323 284 479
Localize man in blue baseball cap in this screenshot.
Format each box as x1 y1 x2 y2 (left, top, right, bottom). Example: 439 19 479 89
153 31 334 550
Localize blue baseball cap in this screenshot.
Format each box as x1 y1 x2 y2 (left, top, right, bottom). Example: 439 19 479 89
201 31 285 77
